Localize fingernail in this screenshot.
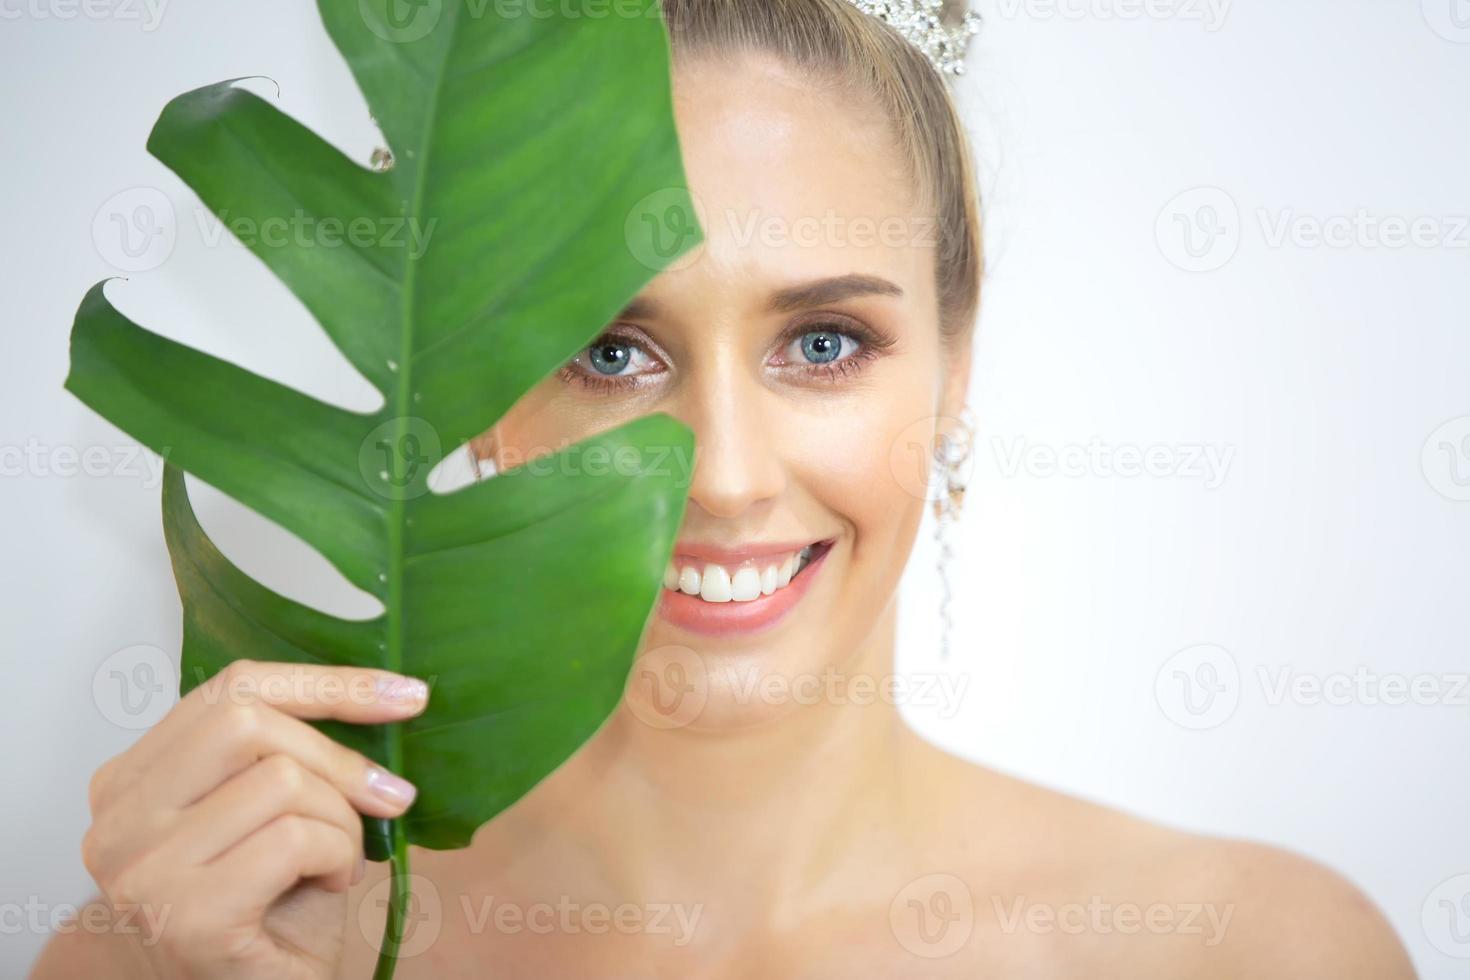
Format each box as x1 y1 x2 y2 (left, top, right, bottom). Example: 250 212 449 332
375 675 429 705
366 766 418 807
352 853 366 885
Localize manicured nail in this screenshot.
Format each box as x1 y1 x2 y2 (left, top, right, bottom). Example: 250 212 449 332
366 766 417 807
375 675 428 705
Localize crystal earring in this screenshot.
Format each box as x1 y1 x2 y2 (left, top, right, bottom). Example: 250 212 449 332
931 408 975 661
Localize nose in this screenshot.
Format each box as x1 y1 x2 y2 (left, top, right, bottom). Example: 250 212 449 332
675 368 787 521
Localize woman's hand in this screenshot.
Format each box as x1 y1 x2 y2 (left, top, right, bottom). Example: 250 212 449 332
77 659 428 980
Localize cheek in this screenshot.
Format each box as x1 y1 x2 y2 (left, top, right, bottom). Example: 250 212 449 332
474 386 612 468
785 373 939 558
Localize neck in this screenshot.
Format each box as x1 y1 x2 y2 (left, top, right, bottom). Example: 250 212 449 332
489 597 923 925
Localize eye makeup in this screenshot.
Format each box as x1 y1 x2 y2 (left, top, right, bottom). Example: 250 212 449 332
768 313 898 386
555 314 900 394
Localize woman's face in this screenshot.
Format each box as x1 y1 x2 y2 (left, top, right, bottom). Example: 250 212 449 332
477 52 971 731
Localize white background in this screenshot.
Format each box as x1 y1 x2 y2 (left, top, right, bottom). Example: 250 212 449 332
2 0 1467 975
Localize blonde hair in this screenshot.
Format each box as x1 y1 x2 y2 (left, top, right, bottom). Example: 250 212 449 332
659 0 984 346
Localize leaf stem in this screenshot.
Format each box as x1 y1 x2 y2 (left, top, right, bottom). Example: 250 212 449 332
371 821 411 980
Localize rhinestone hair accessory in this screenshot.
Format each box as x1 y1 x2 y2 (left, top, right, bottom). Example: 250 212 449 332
842 0 982 76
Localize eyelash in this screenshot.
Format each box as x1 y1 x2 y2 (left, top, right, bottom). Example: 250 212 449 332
556 318 897 394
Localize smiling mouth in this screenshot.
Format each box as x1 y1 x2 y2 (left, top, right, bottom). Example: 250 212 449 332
662 538 836 604
656 538 837 637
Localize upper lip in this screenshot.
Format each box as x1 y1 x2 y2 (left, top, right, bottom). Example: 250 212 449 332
672 537 833 565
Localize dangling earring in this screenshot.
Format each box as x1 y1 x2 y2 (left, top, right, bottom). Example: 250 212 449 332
931 407 975 661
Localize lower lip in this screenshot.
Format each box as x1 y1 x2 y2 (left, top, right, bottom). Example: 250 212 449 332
656 543 833 637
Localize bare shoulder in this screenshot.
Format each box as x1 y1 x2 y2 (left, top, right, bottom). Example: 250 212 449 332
1141 831 1417 979
910 738 1417 979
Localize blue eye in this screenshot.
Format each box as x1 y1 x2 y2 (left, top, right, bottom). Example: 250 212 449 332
559 331 666 391
588 340 632 375
577 336 659 378
794 329 857 365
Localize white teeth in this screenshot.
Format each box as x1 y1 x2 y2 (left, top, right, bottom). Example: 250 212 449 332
678 566 701 595
663 544 824 604
730 567 763 602
700 564 732 603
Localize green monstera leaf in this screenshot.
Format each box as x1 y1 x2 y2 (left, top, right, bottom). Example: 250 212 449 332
64 0 701 973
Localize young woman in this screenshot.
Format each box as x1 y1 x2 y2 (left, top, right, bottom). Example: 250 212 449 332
36 0 1416 976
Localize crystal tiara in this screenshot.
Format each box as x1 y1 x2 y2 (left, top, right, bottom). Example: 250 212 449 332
842 0 982 76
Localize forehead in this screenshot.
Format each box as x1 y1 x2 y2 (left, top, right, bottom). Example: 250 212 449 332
663 52 933 301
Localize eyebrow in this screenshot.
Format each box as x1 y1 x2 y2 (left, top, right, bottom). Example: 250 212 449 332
764 273 905 314
614 273 904 321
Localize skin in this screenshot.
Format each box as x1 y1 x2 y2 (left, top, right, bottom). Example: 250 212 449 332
35 52 1416 980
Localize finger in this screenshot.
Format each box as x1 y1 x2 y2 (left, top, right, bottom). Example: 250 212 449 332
82 803 170 888
83 753 367 894
136 701 418 819
159 755 365 871
92 660 427 814
206 815 359 913
187 660 431 724
84 750 371 887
